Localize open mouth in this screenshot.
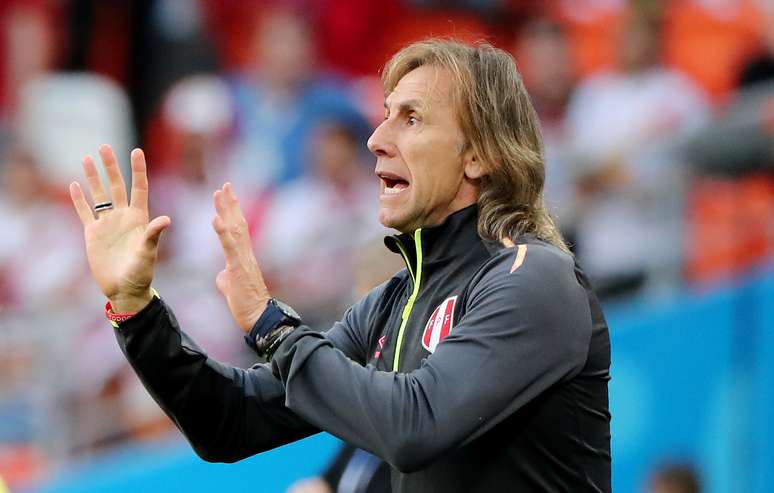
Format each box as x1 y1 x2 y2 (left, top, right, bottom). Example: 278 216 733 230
377 171 410 195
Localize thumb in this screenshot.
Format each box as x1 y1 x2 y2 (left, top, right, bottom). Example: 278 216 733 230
143 215 171 253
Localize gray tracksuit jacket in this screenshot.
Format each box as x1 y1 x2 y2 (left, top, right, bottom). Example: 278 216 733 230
115 205 612 492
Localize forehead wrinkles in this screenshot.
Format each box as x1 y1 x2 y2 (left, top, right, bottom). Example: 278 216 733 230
386 65 454 115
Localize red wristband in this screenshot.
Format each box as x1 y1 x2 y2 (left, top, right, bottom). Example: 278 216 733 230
105 289 159 326
105 301 138 324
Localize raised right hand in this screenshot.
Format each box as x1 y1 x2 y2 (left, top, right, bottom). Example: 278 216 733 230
211 183 271 332
69 145 171 313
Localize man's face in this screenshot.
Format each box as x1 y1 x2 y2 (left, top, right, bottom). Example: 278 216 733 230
368 65 479 233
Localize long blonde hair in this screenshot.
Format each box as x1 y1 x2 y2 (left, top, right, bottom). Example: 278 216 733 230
382 39 568 252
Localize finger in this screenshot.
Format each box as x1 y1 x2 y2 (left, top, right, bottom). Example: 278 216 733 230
223 182 248 222
213 189 228 220
214 186 239 224
141 215 171 256
130 148 149 213
212 213 240 266
69 182 95 225
82 155 109 205
223 183 244 215
98 144 129 207
215 187 260 267
222 183 253 251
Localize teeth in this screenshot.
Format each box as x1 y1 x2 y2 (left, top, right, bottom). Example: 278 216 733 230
384 187 403 195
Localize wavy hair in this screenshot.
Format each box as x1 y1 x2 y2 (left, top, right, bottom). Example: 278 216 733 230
382 39 568 253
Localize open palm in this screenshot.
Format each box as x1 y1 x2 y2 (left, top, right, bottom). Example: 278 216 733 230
69 145 170 312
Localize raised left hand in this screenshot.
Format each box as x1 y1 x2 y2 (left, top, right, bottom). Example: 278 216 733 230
69 145 171 313
211 183 270 332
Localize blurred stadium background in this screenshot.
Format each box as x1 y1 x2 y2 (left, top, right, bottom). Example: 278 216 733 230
0 0 772 492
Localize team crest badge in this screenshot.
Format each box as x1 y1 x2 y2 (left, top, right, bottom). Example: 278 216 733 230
422 296 458 353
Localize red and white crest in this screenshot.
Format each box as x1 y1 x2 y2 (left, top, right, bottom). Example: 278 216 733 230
422 296 458 353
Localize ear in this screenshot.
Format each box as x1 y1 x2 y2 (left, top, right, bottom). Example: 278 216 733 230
463 148 485 180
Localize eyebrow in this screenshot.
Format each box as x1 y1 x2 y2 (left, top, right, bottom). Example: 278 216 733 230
384 98 424 114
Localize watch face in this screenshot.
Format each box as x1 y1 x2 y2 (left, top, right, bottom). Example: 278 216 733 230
273 299 301 321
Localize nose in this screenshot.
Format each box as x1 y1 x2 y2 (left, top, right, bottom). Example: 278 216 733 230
367 121 396 158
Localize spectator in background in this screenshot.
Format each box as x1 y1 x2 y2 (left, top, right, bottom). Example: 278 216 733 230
646 463 701 493
228 7 364 190
0 146 85 310
256 116 384 327
539 0 627 78
679 7 774 284
686 6 774 177
662 0 765 104
514 18 577 240
150 74 248 363
564 11 709 299
1 2 55 125
152 75 235 271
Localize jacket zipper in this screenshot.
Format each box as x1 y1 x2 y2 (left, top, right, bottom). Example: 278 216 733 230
392 228 423 372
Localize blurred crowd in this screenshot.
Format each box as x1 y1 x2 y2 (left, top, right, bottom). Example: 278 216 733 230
0 0 773 490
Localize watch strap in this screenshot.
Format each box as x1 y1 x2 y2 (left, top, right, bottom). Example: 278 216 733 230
245 298 301 355
257 325 297 360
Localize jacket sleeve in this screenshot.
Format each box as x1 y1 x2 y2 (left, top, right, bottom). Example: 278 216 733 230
270 246 593 472
113 288 378 463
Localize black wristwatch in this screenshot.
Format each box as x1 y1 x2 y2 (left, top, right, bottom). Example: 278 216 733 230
245 298 302 358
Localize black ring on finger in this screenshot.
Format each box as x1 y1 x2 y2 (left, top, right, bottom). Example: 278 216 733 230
94 201 114 213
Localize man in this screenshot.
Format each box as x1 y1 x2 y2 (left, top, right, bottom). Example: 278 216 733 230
69 39 611 492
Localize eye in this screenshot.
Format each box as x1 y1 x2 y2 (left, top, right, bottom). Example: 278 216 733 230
407 115 418 126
